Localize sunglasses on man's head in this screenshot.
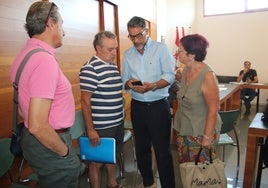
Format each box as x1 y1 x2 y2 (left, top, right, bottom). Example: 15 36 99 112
45 2 56 24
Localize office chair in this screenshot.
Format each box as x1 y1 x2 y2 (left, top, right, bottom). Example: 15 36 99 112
218 109 240 184
0 138 32 188
117 129 131 179
17 158 38 183
70 110 86 155
124 120 136 161
69 110 87 180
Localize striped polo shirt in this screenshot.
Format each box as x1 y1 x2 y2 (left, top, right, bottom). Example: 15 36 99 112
79 56 123 130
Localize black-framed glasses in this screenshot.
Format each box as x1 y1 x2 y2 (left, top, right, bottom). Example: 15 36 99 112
128 30 146 40
45 2 56 24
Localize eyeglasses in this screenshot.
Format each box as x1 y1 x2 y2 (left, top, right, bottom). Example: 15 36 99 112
45 2 56 24
128 30 146 40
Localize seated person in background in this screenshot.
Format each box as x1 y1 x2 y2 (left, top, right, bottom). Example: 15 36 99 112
237 60 259 115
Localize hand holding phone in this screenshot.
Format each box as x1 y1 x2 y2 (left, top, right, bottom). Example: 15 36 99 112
131 81 143 86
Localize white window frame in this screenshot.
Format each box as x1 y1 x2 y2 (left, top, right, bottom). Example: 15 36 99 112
204 0 268 16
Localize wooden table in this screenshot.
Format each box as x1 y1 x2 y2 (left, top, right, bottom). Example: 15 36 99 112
219 83 241 111
243 113 268 187
229 82 268 113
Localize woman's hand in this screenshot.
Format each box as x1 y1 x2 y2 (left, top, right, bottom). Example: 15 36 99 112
202 135 213 148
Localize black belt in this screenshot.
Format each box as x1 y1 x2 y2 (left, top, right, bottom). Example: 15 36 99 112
55 128 70 133
132 97 167 106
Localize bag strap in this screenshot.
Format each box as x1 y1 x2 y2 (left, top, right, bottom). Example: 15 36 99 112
195 147 213 165
12 48 49 132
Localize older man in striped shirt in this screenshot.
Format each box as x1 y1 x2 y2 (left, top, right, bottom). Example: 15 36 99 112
79 31 124 188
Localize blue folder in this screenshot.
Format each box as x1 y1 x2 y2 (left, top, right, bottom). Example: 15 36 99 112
79 136 116 164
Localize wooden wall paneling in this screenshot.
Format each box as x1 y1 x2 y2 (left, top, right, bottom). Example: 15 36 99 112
0 88 13 137
72 84 81 110
56 0 100 126
0 1 34 138
0 0 158 138
0 0 100 138
57 0 100 120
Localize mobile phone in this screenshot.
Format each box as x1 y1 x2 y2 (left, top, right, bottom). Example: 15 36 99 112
132 81 143 86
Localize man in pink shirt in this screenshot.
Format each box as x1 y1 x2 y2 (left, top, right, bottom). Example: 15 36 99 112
10 2 81 187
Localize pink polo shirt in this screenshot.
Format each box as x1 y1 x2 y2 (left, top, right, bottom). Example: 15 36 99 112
10 38 75 129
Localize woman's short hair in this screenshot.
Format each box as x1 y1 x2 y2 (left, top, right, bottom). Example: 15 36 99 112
24 2 59 38
180 34 209 62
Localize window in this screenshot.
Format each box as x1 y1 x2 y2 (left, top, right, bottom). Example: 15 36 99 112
247 0 268 10
204 0 268 16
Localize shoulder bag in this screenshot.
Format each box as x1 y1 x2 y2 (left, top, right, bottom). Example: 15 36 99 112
10 48 48 155
180 147 227 188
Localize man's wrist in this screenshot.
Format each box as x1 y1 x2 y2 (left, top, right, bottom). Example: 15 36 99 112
152 82 157 91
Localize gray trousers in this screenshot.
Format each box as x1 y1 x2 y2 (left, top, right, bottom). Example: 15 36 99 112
21 128 81 188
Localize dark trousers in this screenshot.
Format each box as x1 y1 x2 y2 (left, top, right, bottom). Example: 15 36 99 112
240 88 256 103
97 121 124 155
131 98 175 188
21 128 81 188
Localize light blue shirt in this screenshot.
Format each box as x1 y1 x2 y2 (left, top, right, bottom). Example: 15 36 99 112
122 38 175 102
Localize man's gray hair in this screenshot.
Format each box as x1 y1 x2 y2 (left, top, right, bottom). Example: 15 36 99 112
25 1 59 38
127 16 146 30
93 31 117 50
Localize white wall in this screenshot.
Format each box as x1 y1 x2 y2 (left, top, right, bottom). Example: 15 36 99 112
160 0 268 104
196 0 268 105
156 0 167 42
164 0 195 54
